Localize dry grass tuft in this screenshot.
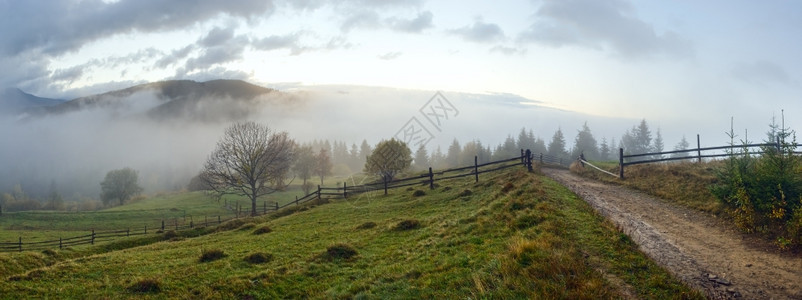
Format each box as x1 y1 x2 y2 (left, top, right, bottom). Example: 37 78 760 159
393 219 421 231
198 248 226 263
244 252 273 264
323 243 358 261
355 222 377 230
127 278 161 294
252 226 273 235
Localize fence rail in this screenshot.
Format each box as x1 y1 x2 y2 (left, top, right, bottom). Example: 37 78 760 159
611 134 802 179
2 150 539 253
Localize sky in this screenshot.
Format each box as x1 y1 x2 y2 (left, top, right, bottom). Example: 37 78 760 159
1 0 801 145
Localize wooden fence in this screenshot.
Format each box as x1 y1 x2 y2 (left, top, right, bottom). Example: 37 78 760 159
613 134 802 179
1 150 538 253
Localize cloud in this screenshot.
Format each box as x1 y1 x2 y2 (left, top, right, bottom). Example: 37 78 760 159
181 27 251 74
200 26 238 47
731 60 792 86
518 0 692 59
378 52 403 60
0 0 274 57
341 11 382 32
251 33 350 56
51 65 86 84
490 46 527 56
253 33 303 51
450 19 505 43
387 11 434 33
154 45 196 69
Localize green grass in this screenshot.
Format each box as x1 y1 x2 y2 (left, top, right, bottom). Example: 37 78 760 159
0 168 702 299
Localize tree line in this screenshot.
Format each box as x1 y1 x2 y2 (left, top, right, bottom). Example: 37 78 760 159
2 118 698 214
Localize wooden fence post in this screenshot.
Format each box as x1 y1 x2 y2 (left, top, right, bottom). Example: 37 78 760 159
428 167 434 190
274 202 278 211
520 149 525 164
18 237 22 252
145 225 147 235
91 229 95 245
383 176 388 195
697 134 702 163
161 220 165 231
175 219 178 230
317 185 321 203
526 149 533 172
474 156 479 182
263 201 266 215
59 237 62 250
618 148 625 179
127 228 130 237
343 182 348 198
295 196 299 206
540 153 543 164
218 215 221 224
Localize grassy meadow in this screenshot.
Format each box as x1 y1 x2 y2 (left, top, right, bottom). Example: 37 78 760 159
0 168 701 299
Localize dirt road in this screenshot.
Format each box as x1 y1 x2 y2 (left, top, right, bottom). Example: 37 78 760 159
543 168 802 299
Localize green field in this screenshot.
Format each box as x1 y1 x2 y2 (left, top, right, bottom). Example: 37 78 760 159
0 168 701 298
0 175 358 243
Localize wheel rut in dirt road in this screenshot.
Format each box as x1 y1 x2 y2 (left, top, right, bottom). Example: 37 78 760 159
543 168 802 300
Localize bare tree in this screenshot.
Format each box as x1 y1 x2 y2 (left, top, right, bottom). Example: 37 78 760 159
202 122 295 216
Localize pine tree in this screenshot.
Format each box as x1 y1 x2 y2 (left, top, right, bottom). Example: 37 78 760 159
571 122 599 160
671 135 690 158
652 127 664 159
599 137 610 162
413 144 429 171
446 139 461 168
547 128 567 158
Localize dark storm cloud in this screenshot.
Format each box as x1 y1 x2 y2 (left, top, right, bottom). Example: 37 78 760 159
449 20 506 43
519 0 692 59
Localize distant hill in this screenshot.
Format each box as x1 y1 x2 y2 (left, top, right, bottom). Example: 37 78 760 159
0 88 65 116
36 79 285 122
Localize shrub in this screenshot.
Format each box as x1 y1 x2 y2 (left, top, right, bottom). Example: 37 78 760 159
458 189 473 197
127 278 161 294
393 219 421 231
244 252 273 264
163 230 178 240
711 123 802 249
199 249 226 262
412 190 426 197
253 226 273 235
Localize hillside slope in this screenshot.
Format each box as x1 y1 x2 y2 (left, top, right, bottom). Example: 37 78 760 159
33 79 285 122
0 169 701 299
